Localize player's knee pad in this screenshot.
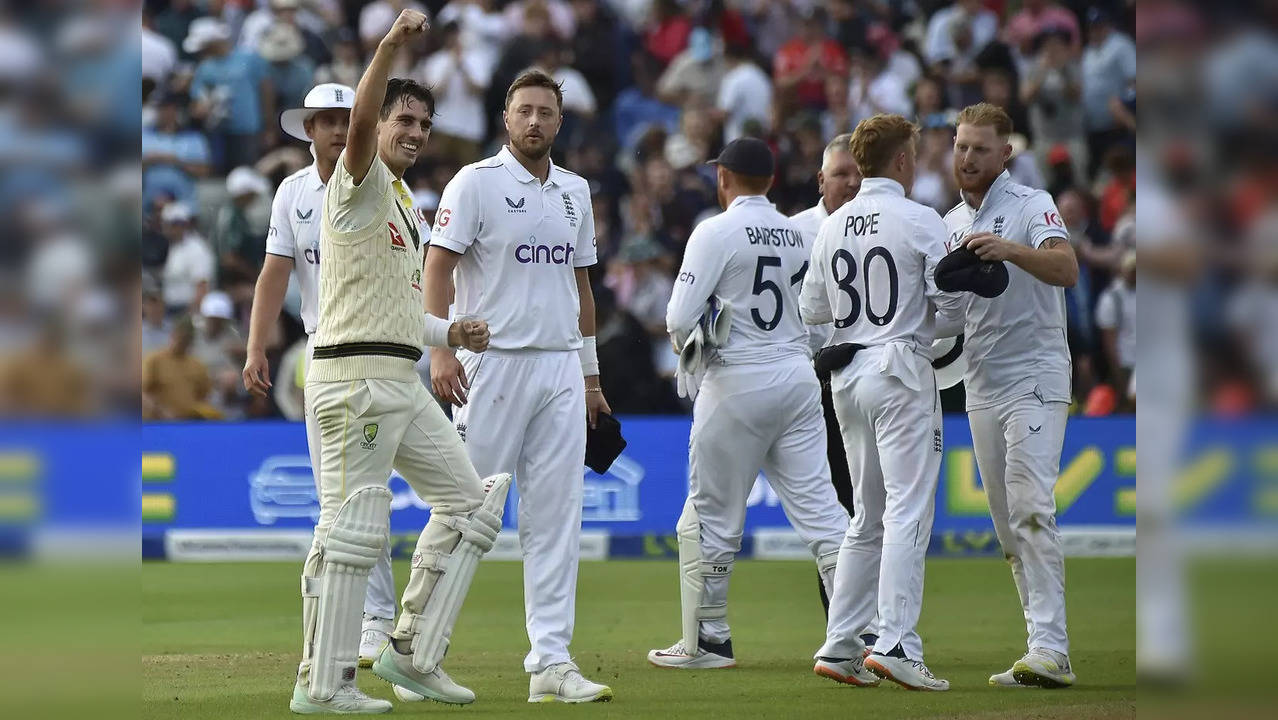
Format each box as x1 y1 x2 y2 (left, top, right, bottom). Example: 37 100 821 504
400 473 511 673
307 486 390 701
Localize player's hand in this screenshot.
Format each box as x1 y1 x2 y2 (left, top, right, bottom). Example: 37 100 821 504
243 349 272 397
448 318 490 352
382 9 430 49
430 349 470 406
584 380 610 429
963 232 1022 263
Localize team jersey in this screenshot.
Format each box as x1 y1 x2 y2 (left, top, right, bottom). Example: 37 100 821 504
430 145 596 351
941 170 1071 410
266 162 429 336
790 199 835 353
667 194 811 365
800 178 963 352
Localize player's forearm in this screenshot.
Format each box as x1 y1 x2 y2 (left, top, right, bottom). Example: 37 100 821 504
347 40 400 181
247 257 292 354
424 249 459 354
1010 241 1078 287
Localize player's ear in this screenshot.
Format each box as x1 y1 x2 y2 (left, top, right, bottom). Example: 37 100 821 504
816 169 825 192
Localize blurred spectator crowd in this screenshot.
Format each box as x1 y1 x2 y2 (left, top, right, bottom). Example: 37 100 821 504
122 0 1259 421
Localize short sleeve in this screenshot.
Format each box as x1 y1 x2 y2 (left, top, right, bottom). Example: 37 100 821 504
573 186 597 267
430 168 481 254
1022 191 1069 248
326 150 393 237
265 183 297 258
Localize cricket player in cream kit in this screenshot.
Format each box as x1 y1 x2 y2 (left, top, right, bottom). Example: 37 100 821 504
801 115 965 691
244 81 416 673
943 103 1079 688
424 69 613 703
289 10 506 714
647 137 849 670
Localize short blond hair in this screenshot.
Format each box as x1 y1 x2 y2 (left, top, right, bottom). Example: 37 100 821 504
956 102 1014 137
848 114 919 177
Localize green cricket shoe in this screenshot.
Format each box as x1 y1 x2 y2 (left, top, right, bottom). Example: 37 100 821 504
1012 648 1076 688
370 645 475 705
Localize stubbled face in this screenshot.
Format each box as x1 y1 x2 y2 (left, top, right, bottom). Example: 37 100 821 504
953 123 1010 194
818 149 861 212
504 86 561 161
305 109 350 166
377 96 432 175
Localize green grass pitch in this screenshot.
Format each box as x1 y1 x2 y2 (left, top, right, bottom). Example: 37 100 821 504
143 557 1135 719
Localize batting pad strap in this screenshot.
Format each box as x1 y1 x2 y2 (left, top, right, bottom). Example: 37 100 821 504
699 560 732 578
411 550 450 574
302 575 322 598
698 602 728 621
324 525 385 569
817 550 839 575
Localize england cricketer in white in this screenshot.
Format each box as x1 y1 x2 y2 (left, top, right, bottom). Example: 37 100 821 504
424 69 614 703
647 137 849 671
244 81 414 674
290 9 506 714
801 114 965 691
942 103 1080 688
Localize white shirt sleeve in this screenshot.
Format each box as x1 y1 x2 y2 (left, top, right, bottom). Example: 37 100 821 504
799 220 834 325
666 223 728 337
918 208 966 336
326 152 394 241
265 184 296 258
1022 191 1070 248
573 187 597 267
429 168 481 255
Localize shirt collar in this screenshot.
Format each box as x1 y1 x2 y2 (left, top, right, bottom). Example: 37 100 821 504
856 177 906 197
811 198 830 220
498 145 562 187
728 194 771 211
306 162 324 191
964 170 1011 211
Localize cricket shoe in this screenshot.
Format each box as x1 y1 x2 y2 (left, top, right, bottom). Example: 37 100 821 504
814 656 881 687
1012 648 1076 688
528 661 614 703
647 637 736 669
358 615 392 669
988 665 1025 687
289 683 391 714
865 653 950 691
370 643 475 705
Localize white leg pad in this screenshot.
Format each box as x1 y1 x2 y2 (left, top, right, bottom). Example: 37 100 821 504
676 498 702 652
309 486 391 701
406 473 512 673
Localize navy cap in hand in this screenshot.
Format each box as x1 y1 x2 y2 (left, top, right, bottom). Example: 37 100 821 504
709 137 775 178
935 246 1010 298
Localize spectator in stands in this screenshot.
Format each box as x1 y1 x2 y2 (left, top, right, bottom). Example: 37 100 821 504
612 51 681 150
715 41 772 143
484 1 558 138
774 7 848 111
259 21 315 112
594 284 681 413
656 26 725 107
213 167 271 288
644 0 692 67
664 103 715 171
142 279 170 356
143 315 218 420
142 7 177 88
186 18 274 171
1023 27 1086 183
820 70 852 140
532 41 597 121
847 41 912 125
154 0 203 61
193 290 247 420
159 203 215 316
569 0 626 110
142 91 212 212
313 29 362 90
1097 146 1136 233
925 0 998 83
0 317 92 418
1096 251 1136 410
240 0 331 67
419 20 489 165
358 0 427 56
1081 7 1136 175
912 118 958 212
1003 0 1081 57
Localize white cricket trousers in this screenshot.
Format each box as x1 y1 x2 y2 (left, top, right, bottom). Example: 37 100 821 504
968 392 1070 656
819 348 942 662
689 357 849 644
304 337 397 619
299 376 485 680
453 348 586 673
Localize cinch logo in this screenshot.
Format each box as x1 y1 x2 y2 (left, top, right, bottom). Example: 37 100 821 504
515 241 574 264
505 196 526 212
304 240 319 264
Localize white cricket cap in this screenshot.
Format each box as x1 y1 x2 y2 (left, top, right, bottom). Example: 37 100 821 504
199 291 235 321
183 17 232 55
160 202 193 224
930 335 967 390
226 166 270 197
280 83 355 141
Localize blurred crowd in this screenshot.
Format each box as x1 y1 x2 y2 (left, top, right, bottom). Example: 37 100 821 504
102 0 1258 422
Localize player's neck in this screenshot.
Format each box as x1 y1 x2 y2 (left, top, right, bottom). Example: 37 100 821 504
964 186 990 210
316 156 336 184
377 148 409 180
508 144 551 184
821 195 840 215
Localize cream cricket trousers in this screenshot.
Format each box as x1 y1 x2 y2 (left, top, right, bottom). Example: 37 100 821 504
968 391 1070 656
452 348 586 673
689 357 849 644
304 336 396 619
300 376 485 678
819 348 942 662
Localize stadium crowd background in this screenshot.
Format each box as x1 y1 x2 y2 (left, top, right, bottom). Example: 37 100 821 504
130 0 1149 421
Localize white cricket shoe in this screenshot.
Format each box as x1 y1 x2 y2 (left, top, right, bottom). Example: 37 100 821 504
647 638 736 669
1012 648 1076 688
289 682 391 714
865 654 950 691
392 684 426 702
528 661 614 703
814 656 881 687
370 645 475 705
988 665 1024 687
358 615 392 669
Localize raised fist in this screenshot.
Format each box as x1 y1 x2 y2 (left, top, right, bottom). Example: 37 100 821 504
384 9 430 48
